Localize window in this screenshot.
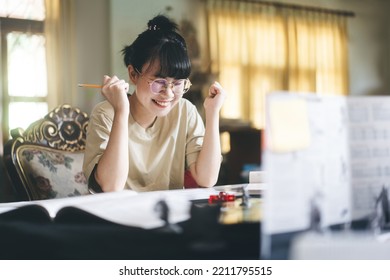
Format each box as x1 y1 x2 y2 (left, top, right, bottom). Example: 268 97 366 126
0 0 47 147
206 0 350 129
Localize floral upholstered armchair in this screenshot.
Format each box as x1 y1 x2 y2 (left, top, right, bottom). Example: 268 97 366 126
3 104 90 201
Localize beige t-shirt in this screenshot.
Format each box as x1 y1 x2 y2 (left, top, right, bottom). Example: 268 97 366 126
83 98 205 192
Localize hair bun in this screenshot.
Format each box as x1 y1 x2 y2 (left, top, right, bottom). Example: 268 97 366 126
147 15 178 32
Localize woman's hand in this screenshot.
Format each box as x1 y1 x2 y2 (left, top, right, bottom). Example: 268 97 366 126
101 75 130 113
203 81 226 115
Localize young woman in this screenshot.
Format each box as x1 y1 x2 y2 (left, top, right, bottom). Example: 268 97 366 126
83 15 226 192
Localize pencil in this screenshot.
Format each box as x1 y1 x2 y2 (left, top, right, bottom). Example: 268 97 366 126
78 83 102 88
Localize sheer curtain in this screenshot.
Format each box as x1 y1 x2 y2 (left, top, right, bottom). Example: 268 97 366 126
206 0 350 128
44 0 76 109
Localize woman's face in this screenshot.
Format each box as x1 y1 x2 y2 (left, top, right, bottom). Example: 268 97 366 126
131 61 182 118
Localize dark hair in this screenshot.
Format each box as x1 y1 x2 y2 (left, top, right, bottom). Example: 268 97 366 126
121 15 191 79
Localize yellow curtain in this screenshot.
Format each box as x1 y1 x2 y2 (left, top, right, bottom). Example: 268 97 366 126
206 0 349 128
44 0 76 109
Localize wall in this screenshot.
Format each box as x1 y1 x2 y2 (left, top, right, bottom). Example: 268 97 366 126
72 0 111 113
345 0 390 96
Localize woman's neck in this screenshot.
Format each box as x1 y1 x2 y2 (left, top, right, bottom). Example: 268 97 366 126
129 94 157 129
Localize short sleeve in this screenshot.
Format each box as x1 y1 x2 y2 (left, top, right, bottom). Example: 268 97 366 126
82 101 114 183
185 102 205 169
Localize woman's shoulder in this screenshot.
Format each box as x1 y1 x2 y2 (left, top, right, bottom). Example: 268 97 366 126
169 98 201 124
177 98 197 112
91 100 115 117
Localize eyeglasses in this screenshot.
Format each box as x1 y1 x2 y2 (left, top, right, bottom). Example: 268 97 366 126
147 78 192 95
135 68 192 95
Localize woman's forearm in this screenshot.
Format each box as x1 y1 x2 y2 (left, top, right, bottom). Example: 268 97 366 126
192 111 221 187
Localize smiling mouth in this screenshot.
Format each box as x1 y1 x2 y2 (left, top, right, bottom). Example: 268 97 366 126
153 99 173 107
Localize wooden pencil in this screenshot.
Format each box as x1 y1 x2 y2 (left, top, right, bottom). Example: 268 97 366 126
78 84 102 88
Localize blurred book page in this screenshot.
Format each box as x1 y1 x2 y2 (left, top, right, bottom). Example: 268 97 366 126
348 97 390 220
263 93 351 234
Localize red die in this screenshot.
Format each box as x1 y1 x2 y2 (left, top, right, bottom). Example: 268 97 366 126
208 191 236 204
